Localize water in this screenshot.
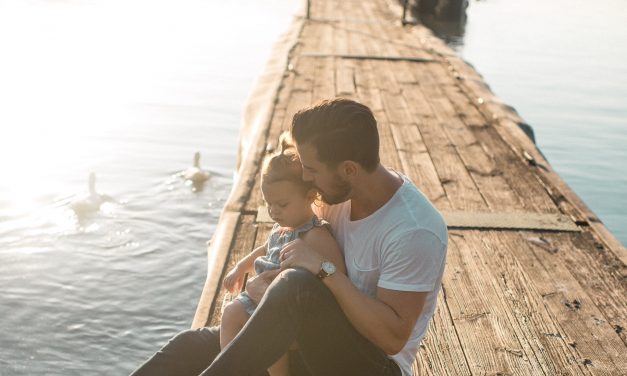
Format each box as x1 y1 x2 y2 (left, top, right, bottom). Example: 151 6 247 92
423 0 627 245
0 0 301 374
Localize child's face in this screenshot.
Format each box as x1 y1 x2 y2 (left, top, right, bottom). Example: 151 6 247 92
261 180 314 228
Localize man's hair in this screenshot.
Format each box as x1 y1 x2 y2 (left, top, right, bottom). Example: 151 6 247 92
290 98 380 172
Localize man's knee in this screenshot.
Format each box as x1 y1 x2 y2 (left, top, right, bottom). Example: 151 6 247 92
274 268 319 291
263 268 325 307
167 327 220 354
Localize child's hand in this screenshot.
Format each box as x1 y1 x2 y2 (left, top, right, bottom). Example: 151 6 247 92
223 265 245 293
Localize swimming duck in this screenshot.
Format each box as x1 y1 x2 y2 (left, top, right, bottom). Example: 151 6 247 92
70 173 112 215
184 152 210 184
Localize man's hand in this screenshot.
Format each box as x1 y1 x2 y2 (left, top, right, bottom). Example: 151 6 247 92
245 269 281 304
279 238 323 274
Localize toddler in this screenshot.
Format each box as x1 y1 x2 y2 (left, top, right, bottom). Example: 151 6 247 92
220 137 345 376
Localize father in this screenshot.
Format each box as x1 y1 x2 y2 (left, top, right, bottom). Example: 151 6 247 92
131 98 448 376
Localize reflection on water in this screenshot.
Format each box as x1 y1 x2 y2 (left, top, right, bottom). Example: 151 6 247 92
419 0 627 245
0 0 301 374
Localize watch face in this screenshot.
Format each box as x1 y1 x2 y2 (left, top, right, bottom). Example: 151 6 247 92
322 261 336 274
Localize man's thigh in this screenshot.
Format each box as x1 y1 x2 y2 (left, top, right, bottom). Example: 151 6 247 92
283 271 401 376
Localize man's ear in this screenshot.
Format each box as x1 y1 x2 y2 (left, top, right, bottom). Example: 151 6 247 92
340 161 359 178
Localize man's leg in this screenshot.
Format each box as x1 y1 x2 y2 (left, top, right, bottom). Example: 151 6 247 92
130 327 220 376
200 268 401 376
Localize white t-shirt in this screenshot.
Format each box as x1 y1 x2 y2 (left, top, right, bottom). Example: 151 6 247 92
314 174 448 376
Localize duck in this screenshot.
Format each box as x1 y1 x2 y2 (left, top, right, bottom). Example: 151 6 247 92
69 173 112 215
184 152 210 184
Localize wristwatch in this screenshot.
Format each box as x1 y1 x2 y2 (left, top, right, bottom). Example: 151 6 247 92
317 261 336 280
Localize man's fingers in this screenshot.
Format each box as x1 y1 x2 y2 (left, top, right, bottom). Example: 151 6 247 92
279 242 295 258
260 268 280 280
280 249 292 261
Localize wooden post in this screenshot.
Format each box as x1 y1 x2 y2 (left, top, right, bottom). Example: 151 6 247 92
402 0 409 24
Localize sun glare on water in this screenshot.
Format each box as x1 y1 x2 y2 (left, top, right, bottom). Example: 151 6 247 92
0 0 223 220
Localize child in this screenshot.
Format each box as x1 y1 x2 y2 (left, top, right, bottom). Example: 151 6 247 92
220 137 346 376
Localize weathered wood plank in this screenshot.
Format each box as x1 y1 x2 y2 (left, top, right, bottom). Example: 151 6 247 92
435 80 561 214
312 56 335 102
415 290 472 376
491 232 627 373
208 214 257 327
537 233 627 346
444 234 546 375
335 58 356 96
474 231 593 375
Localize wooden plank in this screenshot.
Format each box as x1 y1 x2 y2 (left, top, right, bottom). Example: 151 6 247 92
301 53 434 63
335 58 356 96
193 211 241 328
245 107 285 213
443 233 546 374
415 113 487 211
209 215 258 327
388 120 449 209
427 90 526 212
400 83 437 118
415 290 473 376
378 83 416 125
435 81 560 214
280 57 315 131
353 61 403 172
312 56 335 102
442 211 579 232
353 60 384 110
367 59 401 95
472 231 591 375
491 232 627 373
544 233 627 345
373 109 403 172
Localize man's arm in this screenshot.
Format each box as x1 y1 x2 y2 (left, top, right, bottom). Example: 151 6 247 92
280 239 429 355
324 274 426 354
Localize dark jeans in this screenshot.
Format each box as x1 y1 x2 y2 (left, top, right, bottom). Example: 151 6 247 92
131 268 402 376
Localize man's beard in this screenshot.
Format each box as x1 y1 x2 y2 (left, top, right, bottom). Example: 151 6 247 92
318 173 352 205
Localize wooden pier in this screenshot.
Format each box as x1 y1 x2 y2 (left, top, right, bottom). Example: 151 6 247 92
192 0 627 374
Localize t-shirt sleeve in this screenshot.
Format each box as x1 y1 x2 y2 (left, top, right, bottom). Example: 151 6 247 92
377 229 447 292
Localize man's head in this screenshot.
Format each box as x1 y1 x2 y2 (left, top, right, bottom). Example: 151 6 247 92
290 98 380 204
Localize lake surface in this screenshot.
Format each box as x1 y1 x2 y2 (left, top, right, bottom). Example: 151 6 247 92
0 0 300 374
0 0 625 375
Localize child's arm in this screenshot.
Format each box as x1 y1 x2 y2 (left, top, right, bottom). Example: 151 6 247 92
300 227 347 275
223 242 268 293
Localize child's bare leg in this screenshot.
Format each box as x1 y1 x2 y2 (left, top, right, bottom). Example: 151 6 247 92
267 353 290 376
219 300 250 350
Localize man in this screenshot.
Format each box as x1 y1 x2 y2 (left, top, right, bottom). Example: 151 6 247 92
131 98 447 376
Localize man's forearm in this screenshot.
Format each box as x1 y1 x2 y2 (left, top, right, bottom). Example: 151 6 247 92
322 273 412 354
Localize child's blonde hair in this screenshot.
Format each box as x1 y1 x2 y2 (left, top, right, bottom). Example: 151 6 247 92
261 133 314 194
